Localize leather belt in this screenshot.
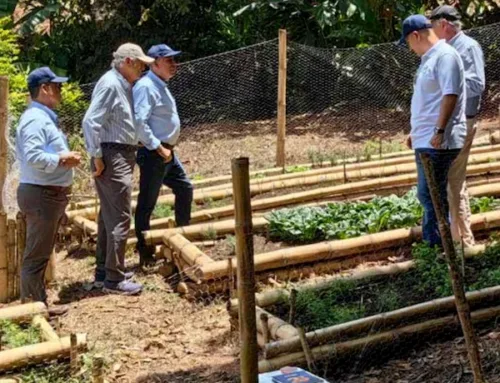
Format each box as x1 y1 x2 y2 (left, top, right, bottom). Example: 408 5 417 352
101 143 137 152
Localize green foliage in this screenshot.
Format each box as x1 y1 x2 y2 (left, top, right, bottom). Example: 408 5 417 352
285 165 311 174
470 196 500 215
362 139 406 158
0 320 42 348
152 203 173 219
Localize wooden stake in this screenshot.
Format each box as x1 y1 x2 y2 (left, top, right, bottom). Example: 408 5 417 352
16 213 26 299
297 327 316 372
70 333 79 375
0 77 8 214
260 313 271 344
44 250 56 284
289 288 298 326
276 29 287 168
32 315 59 342
232 157 258 383
92 355 105 383
6 219 15 301
0 213 7 303
420 153 485 383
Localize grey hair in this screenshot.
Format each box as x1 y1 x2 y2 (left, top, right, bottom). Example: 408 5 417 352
442 18 462 32
111 54 127 69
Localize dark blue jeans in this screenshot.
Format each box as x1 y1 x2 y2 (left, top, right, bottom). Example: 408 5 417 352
415 148 460 247
135 147 193 254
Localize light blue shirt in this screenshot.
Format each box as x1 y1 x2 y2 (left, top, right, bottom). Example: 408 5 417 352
449 31 485 117
82 68 136 158
133 70 181 149
411 40 466 150
16 102 72 187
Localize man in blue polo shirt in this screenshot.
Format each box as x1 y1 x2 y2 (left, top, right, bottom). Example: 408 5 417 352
400 15 467 247
133 44 193 265
16 67 81 305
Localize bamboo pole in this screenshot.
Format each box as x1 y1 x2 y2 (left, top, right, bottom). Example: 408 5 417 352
232 158 258 383
166 234 214 266
420 153 485 382
15 213 26 299
0 333 87 372
263 284 500 359
6 219 15 301
276 29 287 168
32 315 59 342
256 307 298 340
0 77 7 214
44 250 56 284
70 333 79 375
0 302 48 323
289 289 298 326
0 213 7 303
258 305 500 373
297 327 316 372
260 313 271 344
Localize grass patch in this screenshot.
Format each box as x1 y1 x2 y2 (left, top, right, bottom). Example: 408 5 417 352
152 203 173 219
285 165 311 174
0 320 42 348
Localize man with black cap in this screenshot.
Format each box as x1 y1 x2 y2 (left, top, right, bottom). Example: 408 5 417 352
400 15 467 248
430 5 486 248
133 44 193 265
16 67 81 305
83 43 154 294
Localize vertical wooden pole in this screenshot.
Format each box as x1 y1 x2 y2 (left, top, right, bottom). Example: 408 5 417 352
70 333 79 375
276 29 287 168
0 213 7 303
0 77 8 214
6 219 16 301
289 288 298 326
232 157 258 383
420 153 485 383
260 313 271 345
15 212 26 299
92 355 105 383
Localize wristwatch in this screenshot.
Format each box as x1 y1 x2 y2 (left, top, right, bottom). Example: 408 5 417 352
435 127 445 135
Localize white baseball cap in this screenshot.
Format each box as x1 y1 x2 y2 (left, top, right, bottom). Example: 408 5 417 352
113 43 154 64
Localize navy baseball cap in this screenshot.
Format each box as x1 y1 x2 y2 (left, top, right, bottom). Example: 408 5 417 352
399 15 432 45
27 67 68 89
147 44 181 59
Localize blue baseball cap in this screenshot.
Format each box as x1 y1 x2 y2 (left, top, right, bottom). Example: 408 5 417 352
27 67 68 89
147 44 181 59
399 15 432 45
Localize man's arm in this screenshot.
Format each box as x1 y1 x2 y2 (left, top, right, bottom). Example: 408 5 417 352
133 84 161 150
82 83 115 158
465 44 486 98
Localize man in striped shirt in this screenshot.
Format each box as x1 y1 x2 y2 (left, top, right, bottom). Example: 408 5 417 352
83 43 154 295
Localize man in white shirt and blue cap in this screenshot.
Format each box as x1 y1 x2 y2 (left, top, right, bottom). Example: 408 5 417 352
133 44 193 266
400 15 467 247
16 67 81 305
430 5 486 248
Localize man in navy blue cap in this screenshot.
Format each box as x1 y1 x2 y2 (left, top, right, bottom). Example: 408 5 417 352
400 15 467 248
16 67 81 305
133 44 193 265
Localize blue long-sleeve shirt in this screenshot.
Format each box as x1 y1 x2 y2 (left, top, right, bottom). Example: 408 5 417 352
16 102 73 187
133 70 181 149
82 68 136 158
449 32 486 117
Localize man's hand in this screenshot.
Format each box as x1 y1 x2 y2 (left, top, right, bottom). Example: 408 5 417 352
406 135 412 150
156 146 173 163
430 134 444 149
59 152 82 168
93 157 105 177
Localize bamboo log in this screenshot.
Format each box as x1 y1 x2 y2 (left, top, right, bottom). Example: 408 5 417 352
261 313 271 344
44 250 56 283
276 29 287 168
15 213 26 299
6 219 15 301
0 213 7 303
166 234 214 266
145 217 269 245
297 327 316 372
232 158 259 383
73 216 98 236
256 307 298 341
0 302 48 323
0 77 7 214
421 153 485 382
263 285 500 359
0 333 87 372
32 315 59 342
258 305 500 373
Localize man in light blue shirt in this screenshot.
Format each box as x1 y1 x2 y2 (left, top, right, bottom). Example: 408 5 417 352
16 67 81 305
133 44 193 265
430 5 486 248
83 43 154 295
400 15 466 247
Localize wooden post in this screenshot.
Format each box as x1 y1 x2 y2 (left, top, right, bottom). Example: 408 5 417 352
276 29 287 168
260 312 271 345
15 213 26 299
420 153 485 383
232 157 258 383
92 355 105 383
289 288 298 326
6 219 15 301
0 77 7 214
297 327 316 372
0 213 7 303
70 333 79 375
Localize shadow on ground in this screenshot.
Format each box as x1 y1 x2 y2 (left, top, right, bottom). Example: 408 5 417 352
134 362 239 383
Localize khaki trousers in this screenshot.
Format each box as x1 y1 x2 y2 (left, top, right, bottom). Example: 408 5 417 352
447 119 476 247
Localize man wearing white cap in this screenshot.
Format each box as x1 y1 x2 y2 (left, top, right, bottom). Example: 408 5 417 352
83 43 154 295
